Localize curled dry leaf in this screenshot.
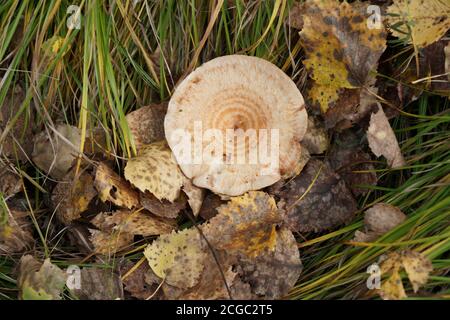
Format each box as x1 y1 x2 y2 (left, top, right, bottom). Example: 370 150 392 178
387 0 450 48
94 162 139 209
198 193 225 221
91 209 176 237
0 85 34 161
236 228 302 299
202 191 281 258
0 202 33 253
121 261 163 300
32 124 81 180
353 203 406 242
299 0 387 113
139 191 186 219
90 209 175 255
182 175 205 216
327 130 377 196
126 103 167 152
144 228 206 289
274 159 357 233
70 267 123 300
301 117 329 154
51 169 97 225
380 250 433 300
18 255 67 300
165 55 308 196
0 166 23 198
367 105 406 168
124 141 183 203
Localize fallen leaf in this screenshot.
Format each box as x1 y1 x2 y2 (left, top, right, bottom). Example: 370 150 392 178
301 117 329 154
182 176 205 217
286 1 304 30
367 105 406 168
91 209 176 237
387 0 450 48
380 250 433 300
89 229 134 255
0 166 23 198
445 42 450 81
144 228 206 289
202 191 281 257
32 124 81 180
139 191 186 219
121 261 163 300
327 130 377 196
0 85 34 162
236 227 302 299
18 255 67 300
124 141 183 202
299 0 387 112
420 40 450 93
51 169 97 225
274 159 357 233
0 201 33 253
94 162 139 209
198 193 225 221
126 103 167 152
70 267 123 300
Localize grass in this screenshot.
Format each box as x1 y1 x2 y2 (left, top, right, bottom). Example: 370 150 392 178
0 0 449 300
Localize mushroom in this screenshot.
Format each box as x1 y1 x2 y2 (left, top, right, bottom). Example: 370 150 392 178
164 55 308 196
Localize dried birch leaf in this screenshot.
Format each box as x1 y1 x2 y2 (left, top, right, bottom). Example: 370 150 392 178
18 256 67 300
126 103 167 152
387 0 450 48
202 191 281 257
236 228 302 299
89 229 134 255
70 267 123 300
144 228 206 289
124 141 183 202
274 159 357 233
367 105 406 168
182 176 205 217
32 124 81 180
300 0 387 112
139 191 186 219
301 117 329 154
94 162 139 209
0 203 33 253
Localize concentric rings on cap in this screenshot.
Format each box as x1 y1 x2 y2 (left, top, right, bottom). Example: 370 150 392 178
165 55 308 196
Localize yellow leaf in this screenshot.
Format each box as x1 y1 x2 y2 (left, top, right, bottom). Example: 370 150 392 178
387 0 450 48
144 228 205 289
124 141 183 202
379 250 433 300
202 191 281 257
94 162 139 209
299 0 387 112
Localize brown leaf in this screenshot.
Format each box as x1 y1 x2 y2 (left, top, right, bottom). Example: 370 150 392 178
327 130 377 196
0 165 23 198
364 203 406 234
32 124 81 180
70 267 124 300
367 105 406 168
51 169 97 225
18 255 67 300
89 229 134 255
94 162 139 209
91 209 176 237
202 191 281 257
274 159 357 233
198 193 225 221
121 261 163 300
126 103 167 152
182 176 205 217
236 227 302 299
0 201 33 253
286 1 304 30
301 117 329 154
0 85 34 161
139 191 186 219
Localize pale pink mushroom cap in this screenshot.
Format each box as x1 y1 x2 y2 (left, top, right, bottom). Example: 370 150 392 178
165 55 308 196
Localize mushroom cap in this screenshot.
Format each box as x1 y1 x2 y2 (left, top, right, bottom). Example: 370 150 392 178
165 55 308 196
